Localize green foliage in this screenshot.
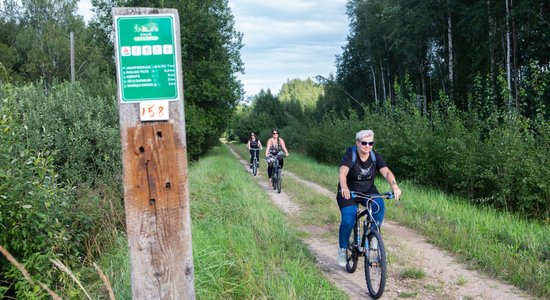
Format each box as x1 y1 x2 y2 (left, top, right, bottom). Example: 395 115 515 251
0 0 112 85
336 0 550 119
278 78 324 110
231 89 286 143
305 112 361 164
1 84 78 298
280 83 550 220
0 82 126 298
7 81 121 184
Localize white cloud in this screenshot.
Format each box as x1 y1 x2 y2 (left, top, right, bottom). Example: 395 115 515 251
77 0 93 23
230 0 349 96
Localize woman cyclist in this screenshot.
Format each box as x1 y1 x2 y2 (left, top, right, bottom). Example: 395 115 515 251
246 132 262 169
336 129 401 267
265 129 289 187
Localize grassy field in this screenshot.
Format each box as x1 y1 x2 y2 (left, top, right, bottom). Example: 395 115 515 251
230 143 549 298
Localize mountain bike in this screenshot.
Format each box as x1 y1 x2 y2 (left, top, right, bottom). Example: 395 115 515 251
270 152 284 193
250 147 260 176
346 192 395 299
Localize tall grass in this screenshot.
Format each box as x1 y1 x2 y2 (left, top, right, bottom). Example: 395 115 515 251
232 145 549 298
99 145 347 299
190 146 346 299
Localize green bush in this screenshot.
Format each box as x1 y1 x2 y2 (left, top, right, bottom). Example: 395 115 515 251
1 82 126 298
292 93 549 220
1 85 79 298
7 81 121 184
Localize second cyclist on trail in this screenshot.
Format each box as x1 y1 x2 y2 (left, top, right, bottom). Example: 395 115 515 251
265 129 289 188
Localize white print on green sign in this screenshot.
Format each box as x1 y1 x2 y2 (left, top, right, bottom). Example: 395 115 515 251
115 14 180 103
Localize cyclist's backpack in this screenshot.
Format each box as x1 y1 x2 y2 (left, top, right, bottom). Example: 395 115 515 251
342 145 376 167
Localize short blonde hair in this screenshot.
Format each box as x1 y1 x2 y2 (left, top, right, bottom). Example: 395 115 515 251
356 130 374 141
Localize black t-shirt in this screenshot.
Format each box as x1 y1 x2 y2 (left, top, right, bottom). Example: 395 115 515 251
250 140 259 149
336 149 387 209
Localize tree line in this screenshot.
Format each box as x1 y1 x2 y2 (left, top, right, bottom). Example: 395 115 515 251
0 0 243 160
231 0 549 221
332 0 549 119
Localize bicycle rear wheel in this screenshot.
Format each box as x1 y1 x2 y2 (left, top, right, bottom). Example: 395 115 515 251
276 168 282 193
252 157 258 176
365 230 387 299
345 224 359 273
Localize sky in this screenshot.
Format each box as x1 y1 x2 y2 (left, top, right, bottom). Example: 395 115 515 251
77 0 350 98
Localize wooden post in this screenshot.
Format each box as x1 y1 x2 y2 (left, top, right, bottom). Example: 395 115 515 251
112 7 195 299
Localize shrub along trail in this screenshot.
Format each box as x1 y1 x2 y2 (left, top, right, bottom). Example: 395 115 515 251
228 145 531 299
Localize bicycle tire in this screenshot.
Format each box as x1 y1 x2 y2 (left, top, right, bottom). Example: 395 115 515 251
345 224 359 273
252 157 257 176
365 230 387 299
276 168 282 193
272 167 277 190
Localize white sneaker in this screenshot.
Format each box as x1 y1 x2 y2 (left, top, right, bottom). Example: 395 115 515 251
337 248 347 267
371 238 378 251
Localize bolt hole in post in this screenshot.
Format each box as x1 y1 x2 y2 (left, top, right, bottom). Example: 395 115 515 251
345 192 395 299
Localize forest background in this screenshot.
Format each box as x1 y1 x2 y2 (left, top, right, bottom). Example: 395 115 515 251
0 0 548 298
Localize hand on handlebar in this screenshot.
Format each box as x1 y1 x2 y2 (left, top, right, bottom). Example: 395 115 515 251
341 187 351 199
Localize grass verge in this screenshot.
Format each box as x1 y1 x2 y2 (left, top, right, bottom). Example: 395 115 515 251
99 145 347 299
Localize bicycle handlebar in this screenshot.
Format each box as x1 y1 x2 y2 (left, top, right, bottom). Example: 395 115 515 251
350 191 394 200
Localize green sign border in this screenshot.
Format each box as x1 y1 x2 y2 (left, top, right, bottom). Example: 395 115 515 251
115 14 180 103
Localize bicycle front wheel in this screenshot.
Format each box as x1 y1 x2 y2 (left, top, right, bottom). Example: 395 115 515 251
252 158 258 176
276 168 282 193
365 230 387 299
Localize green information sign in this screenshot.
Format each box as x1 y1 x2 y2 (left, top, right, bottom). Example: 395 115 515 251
115 14 180 103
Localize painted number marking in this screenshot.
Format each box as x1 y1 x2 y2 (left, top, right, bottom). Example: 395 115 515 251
140 100 169 121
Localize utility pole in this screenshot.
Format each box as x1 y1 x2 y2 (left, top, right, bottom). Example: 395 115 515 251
70 31 75 82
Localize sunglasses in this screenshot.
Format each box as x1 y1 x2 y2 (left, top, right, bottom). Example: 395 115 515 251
360 141 374 146
272 132 279 135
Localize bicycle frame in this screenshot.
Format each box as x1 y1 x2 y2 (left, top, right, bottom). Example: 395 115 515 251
350 193 387 254
345 191 394 299
270 152 284 193
250 148 259 176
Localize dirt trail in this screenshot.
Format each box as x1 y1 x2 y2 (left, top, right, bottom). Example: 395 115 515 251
228 146 532 300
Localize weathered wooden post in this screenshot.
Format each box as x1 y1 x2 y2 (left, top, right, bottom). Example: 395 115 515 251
112 7 195 299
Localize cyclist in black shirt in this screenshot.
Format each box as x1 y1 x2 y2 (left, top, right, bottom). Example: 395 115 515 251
336 129 401 267
247 132 262 169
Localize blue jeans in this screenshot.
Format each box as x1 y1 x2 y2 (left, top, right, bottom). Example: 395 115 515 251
338 197 385 249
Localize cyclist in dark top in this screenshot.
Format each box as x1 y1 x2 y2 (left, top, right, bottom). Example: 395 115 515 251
246 132 262 169
336 129 401 267
265 128 289 187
